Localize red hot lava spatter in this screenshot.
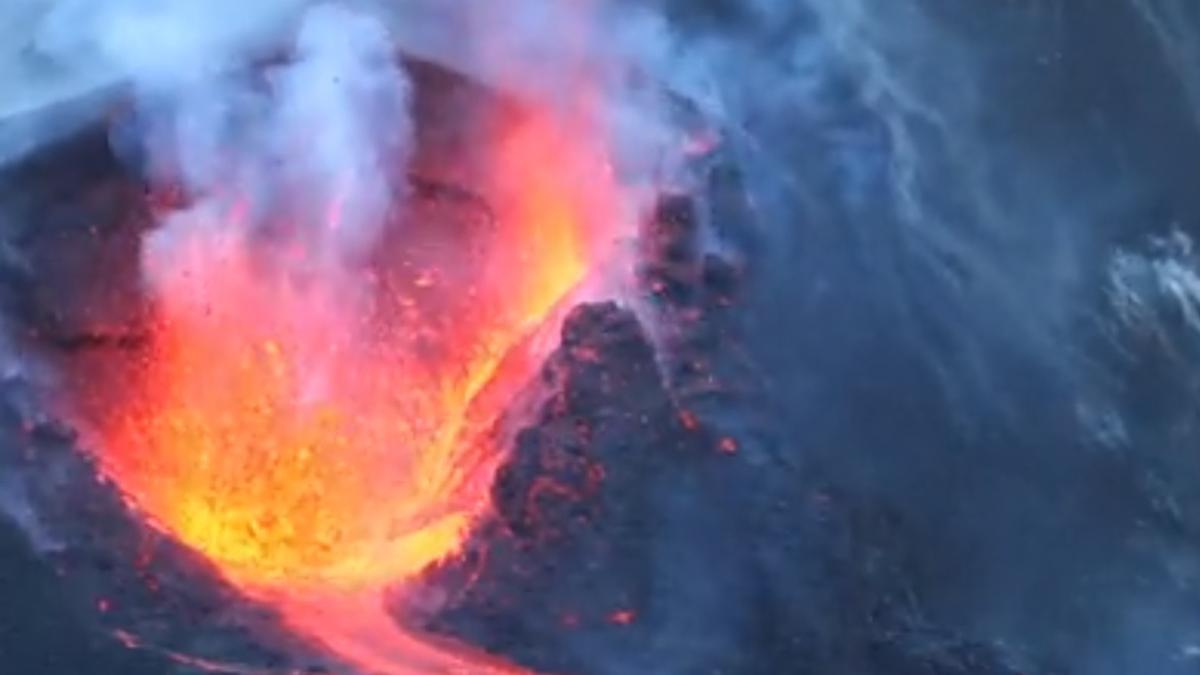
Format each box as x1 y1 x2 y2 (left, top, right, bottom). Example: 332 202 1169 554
71 100 625 673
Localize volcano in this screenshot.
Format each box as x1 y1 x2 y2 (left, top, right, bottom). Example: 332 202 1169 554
8 2 1200 675
0 47 1034 669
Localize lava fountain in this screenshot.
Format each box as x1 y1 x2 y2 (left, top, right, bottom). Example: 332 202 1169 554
58 5 631 672
101 105 614 597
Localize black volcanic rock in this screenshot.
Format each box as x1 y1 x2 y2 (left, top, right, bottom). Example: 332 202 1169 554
419 192 1045 675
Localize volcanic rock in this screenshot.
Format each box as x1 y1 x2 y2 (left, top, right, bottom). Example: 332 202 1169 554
415 190 1044 675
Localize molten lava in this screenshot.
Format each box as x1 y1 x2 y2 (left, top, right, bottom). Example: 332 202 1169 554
71 100 623 672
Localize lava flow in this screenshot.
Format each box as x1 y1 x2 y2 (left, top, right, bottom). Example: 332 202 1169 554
68 92 624 672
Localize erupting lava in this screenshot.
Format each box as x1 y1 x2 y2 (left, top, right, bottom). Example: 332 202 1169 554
103 110 609 590
71 96 624 671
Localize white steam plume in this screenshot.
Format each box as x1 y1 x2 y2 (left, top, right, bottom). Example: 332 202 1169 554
132 2 411 275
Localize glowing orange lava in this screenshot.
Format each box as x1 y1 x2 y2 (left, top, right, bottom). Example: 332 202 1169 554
100 106 613 586
72 98 624 672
